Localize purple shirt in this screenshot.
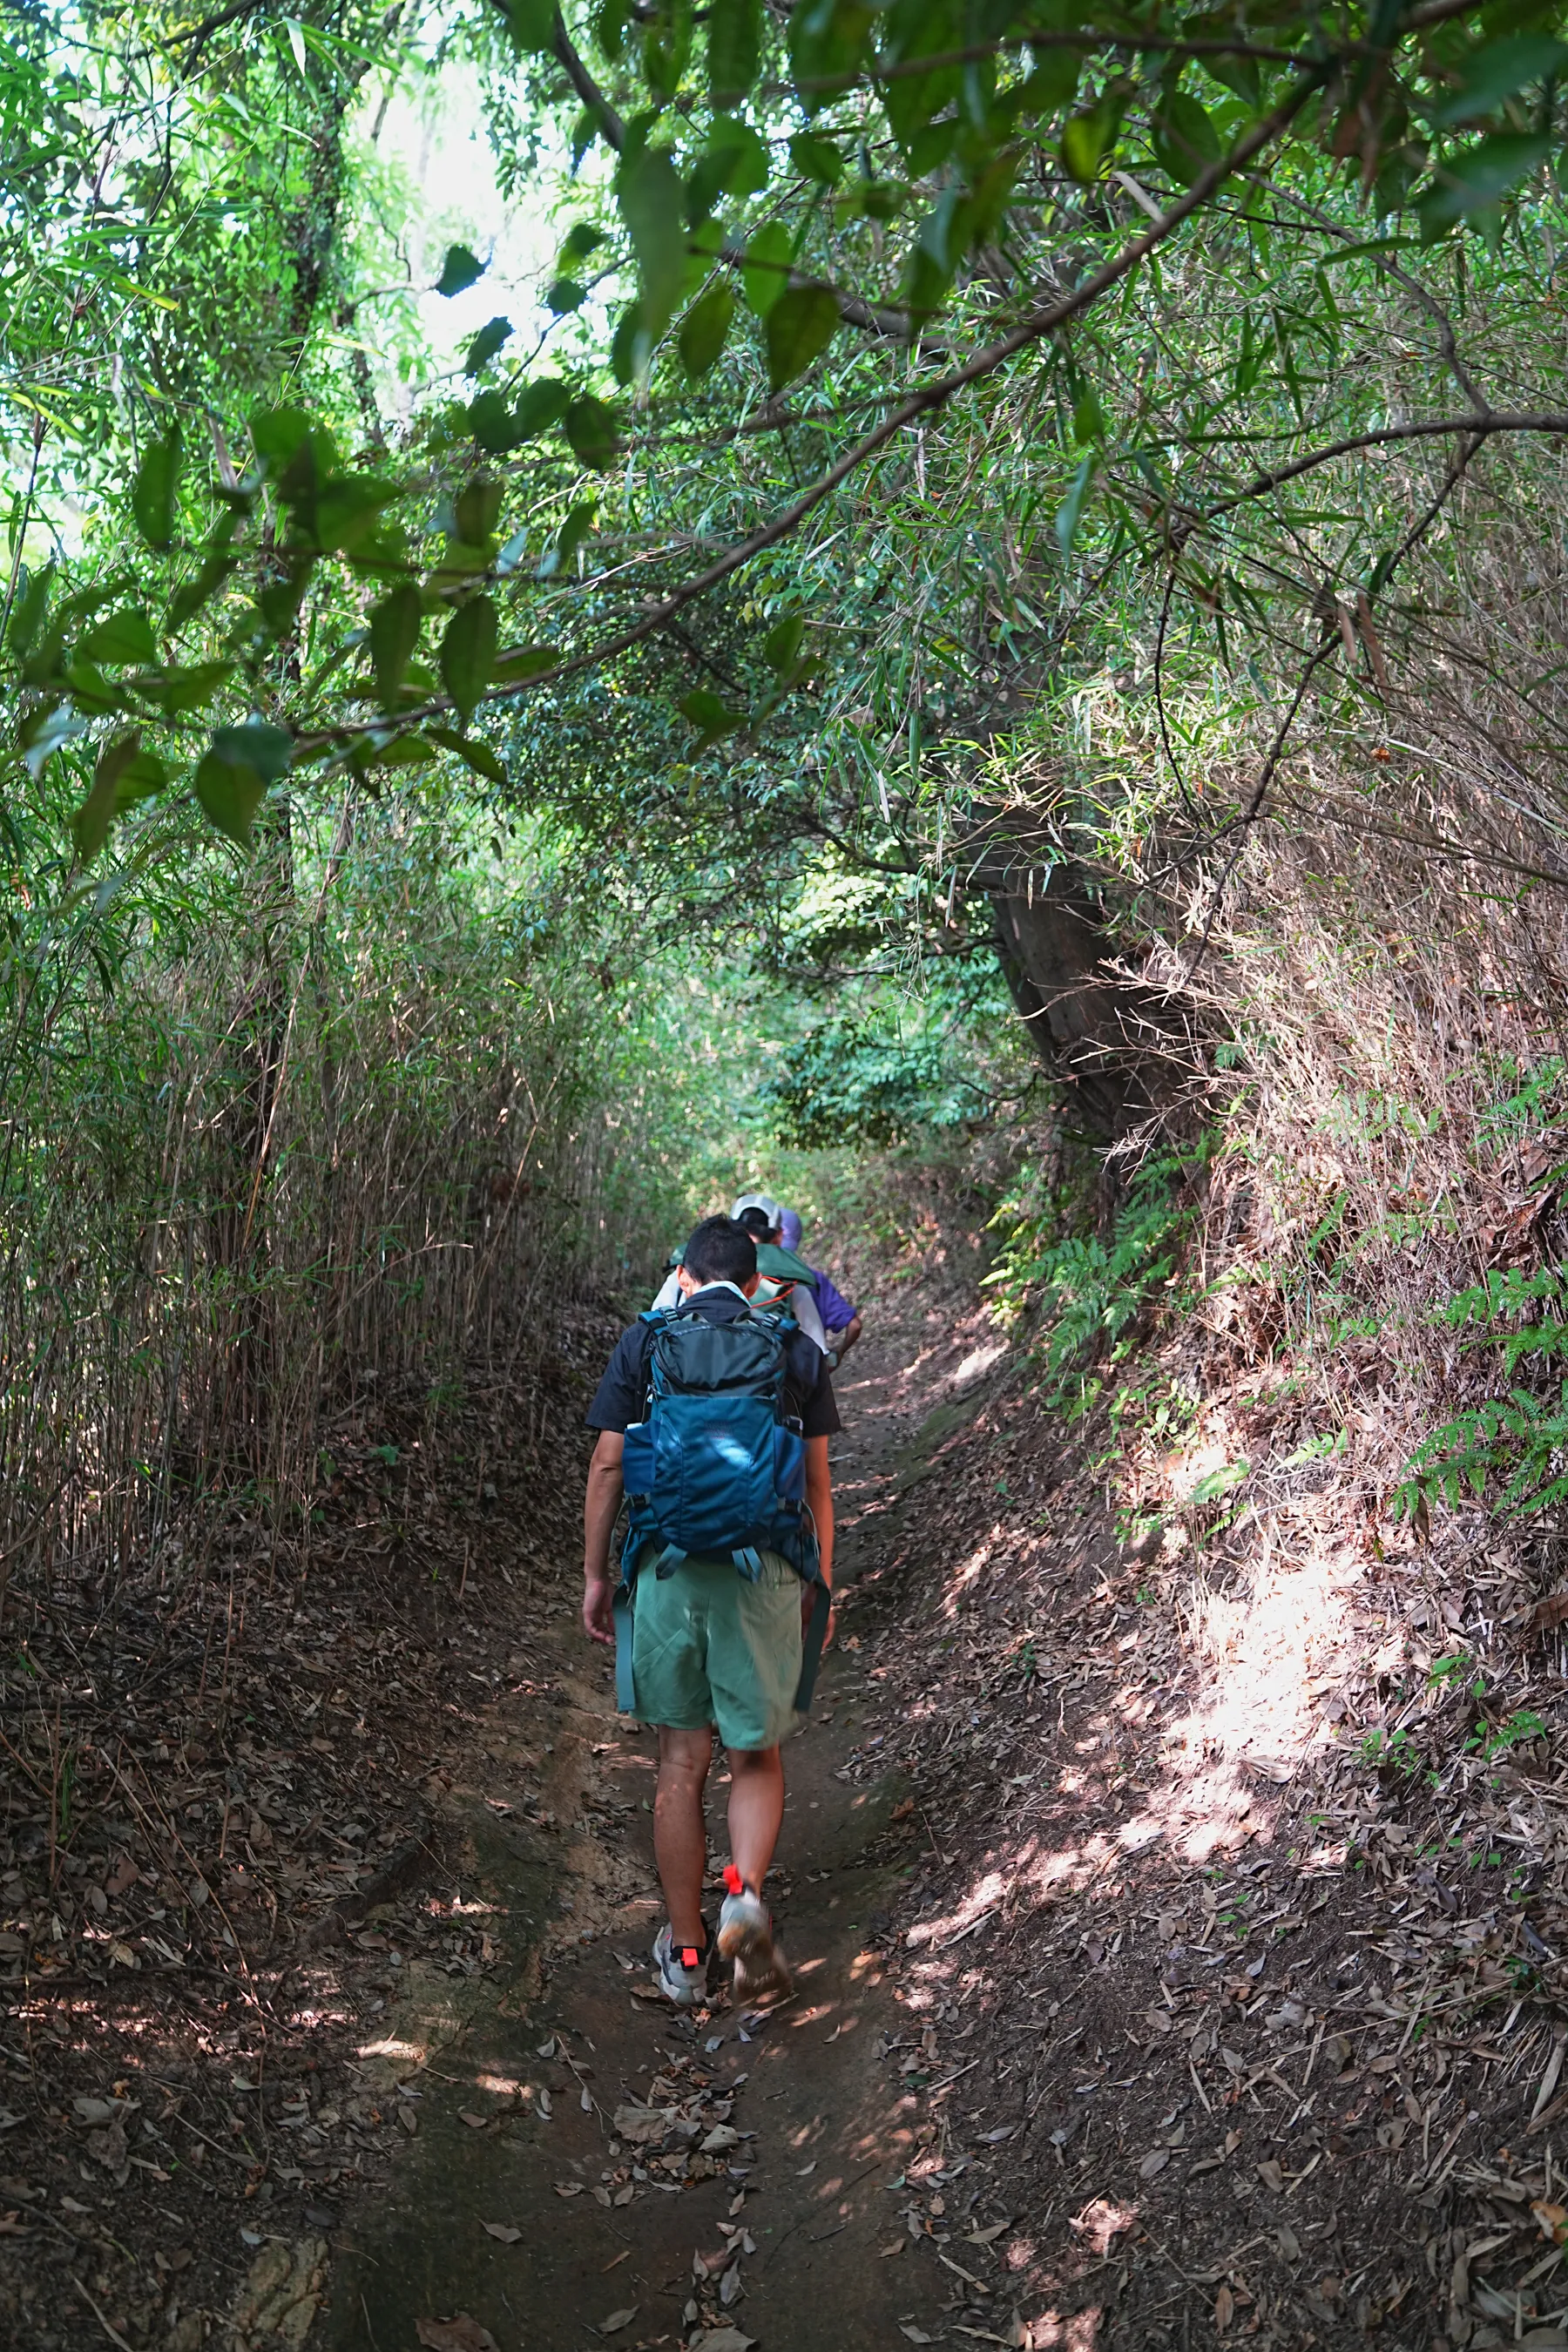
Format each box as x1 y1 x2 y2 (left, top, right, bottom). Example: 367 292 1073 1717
813 1268 857 1333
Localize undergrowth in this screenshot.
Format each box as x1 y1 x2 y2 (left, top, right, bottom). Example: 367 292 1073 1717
983 1145 1204 1414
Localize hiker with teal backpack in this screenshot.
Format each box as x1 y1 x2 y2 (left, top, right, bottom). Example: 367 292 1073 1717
582 1214 837 2007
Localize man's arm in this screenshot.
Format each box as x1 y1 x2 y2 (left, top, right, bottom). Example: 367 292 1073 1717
832 1311 864 1361
804 1433 835 1647
583 1429 625 1646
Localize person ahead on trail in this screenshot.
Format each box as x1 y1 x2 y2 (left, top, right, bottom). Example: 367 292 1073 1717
582 1214 837 2010
648 1193 830 1353
778 1206 864 1366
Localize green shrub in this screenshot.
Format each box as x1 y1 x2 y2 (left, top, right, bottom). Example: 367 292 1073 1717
983 1149 1197 1408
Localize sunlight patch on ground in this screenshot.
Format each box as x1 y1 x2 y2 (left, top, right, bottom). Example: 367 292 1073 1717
356 2034 423 2062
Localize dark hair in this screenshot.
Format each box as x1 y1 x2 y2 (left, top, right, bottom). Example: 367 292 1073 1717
735 1206 774 1241
684 1214 757 1288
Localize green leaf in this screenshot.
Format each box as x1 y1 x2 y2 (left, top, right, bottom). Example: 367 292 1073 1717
72 730 143 862
250 406 318 476
157 659 235 717
213 721 294 785
564 395 619 470
1435 35 1568 125
765 281 838 391
436 243 484 297
678 284 735 378
742 220 794 316
880 0 963 147
679 687 745 744
1072 384 1107 445
113 749 167 811
354 732 437 771
468 390 519 454
7 564 53 658
169 553 239 633
789 132 843 186
464 316 514 374
1016 47 1081 118
515 377 572 436
1416 132 1551 234
314 476 399 555
1152 90 1220 185
1056 454 1098 558
440 595 497 722
20 702 80 779
539 502 596 578
429 726 508 782
492 642 561 683
456 476 504 543
369 584 422 710
764 612 806 671
506 0 557 51
1061 82 1132 186
616 140 687 341
546 277 586 313
193 750 266 845
788 0 872 117
560 221 605 265
132 428 182 551
1061 110 1108 185
689 118 771 222
62 660 125 713
708 0 759 107
257 556 315 638
81 609 158 667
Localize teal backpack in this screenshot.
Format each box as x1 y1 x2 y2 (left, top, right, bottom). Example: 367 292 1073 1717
613 1303 831 1717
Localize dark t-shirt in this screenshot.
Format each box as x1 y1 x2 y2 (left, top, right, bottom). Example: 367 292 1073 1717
586 1285 841 1439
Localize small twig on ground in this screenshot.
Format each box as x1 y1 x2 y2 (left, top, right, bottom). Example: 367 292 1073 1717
71 2274 136 2352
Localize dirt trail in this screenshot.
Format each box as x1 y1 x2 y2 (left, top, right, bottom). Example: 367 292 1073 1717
320 1267 998 2352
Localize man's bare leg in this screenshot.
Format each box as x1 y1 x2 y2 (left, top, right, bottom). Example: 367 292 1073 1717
719 1746 792 2000
654 1726 713 1948
725 1746 785 1891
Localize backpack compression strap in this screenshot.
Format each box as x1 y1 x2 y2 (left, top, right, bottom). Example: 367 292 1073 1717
613 1567 638 1713
794 1578 831 1713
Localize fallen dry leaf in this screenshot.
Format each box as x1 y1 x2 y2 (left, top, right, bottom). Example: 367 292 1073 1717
554 2181 584 2199
1256 2159 1284 2194
481 2221 521 2243
686 2333 754 2352
458 2112 490 2131
1139 2148 1170 2180
415 2320 499 2352
612 2104 675 2146
1214 2281 1234 2331
598 2307 639 2335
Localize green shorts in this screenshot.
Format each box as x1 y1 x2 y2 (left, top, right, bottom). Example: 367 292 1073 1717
628 1547 803 1752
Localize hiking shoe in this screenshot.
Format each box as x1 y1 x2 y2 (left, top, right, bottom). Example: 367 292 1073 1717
651 1923 711 2009
718 1866 792 2005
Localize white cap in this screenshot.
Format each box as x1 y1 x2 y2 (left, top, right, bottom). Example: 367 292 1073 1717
731 1193 781 1226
